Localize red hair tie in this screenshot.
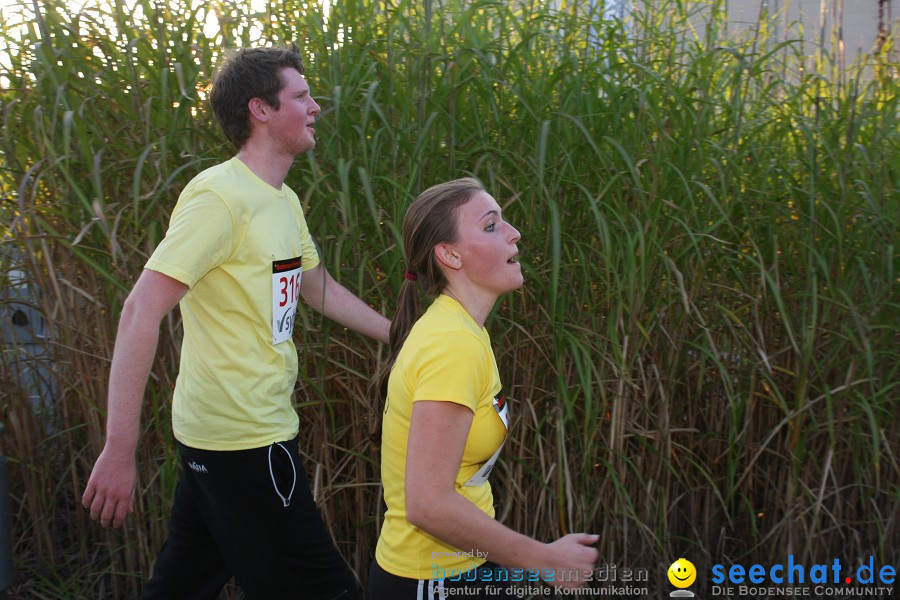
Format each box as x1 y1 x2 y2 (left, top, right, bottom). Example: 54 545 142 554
404 271 418 282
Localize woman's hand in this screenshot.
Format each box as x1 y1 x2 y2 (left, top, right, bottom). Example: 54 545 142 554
543 533 600 589
404 400 600 586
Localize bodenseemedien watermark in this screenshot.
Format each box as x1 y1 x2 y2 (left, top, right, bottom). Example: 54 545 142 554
430 563 650 597
432 564 648 584
436 584 651 598
432 549 489 560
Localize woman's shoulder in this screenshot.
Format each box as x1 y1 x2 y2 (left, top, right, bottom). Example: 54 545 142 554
410 299 487 346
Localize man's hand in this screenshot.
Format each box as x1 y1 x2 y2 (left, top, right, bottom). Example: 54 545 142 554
80 269 187 528
82 444 137 528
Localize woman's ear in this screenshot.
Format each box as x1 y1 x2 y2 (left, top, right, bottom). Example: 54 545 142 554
434 243 462 271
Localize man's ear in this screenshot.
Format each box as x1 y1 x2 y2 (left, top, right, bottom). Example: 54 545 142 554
247 98 270 123
434 243 462 271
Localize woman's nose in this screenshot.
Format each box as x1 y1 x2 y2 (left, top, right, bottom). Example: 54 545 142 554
508 223 521 243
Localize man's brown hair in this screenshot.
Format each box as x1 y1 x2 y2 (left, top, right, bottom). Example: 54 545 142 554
210 44 305 150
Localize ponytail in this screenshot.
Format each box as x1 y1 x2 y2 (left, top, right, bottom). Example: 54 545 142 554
378 278 421 396
377 177 485 398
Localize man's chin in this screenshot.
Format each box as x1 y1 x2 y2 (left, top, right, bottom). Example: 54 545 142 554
295 140 316 155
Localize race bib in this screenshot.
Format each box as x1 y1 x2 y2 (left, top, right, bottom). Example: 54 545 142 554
272 257 303 344
465 393 510 487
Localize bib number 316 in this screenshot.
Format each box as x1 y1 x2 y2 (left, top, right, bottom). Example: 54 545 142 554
272 257 303 344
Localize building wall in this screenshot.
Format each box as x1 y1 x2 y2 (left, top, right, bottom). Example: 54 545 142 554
594 1 897 63
726 0 896 60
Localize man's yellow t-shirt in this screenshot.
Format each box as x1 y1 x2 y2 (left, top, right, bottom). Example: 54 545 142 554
375 295 509 579
145 157 319 450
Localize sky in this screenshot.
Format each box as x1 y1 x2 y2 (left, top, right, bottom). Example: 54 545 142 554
0 0 333 87
0 0 319 38
0 1 893 70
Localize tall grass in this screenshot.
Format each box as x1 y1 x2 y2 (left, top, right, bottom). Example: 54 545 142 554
1 0 897 597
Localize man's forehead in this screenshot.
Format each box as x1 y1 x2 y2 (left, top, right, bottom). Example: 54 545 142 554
279 67 309 90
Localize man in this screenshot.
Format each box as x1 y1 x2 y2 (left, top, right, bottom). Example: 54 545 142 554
81 45 388 600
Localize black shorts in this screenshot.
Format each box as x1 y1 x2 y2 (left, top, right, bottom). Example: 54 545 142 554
368 558 514 599
140 437 359 600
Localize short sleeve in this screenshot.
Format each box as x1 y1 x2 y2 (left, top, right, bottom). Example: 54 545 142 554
295 205 320 272
145 190 235 287
410 329 492 412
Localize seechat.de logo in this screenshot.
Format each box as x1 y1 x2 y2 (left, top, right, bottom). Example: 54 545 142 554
668 558 697 598
710 555 896 598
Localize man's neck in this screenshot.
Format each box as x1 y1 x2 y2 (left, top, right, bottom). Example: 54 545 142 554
235 147 293 190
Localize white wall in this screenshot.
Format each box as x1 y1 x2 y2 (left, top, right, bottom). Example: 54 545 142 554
726 0 896 59
586 0 897 63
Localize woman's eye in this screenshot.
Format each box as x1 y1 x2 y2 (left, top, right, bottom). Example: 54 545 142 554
485 223 495 232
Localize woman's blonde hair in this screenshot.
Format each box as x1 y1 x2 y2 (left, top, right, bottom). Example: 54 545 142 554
377 177 485 394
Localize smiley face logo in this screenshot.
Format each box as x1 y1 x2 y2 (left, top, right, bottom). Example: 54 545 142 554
668 558 697 588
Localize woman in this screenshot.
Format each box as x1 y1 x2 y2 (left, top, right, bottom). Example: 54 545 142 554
370 178 598 599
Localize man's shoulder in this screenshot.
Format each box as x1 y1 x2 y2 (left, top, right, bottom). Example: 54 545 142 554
179 158 263 211
184 157 241 191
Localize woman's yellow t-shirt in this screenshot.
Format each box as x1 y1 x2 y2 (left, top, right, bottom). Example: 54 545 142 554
375 295 509 579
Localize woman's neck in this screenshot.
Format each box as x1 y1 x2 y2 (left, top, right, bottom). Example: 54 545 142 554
441 286 496 328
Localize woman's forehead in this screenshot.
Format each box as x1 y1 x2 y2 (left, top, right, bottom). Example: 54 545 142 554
457 191 500 219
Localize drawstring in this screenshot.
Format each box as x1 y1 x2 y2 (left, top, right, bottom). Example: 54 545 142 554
267 442 296 507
